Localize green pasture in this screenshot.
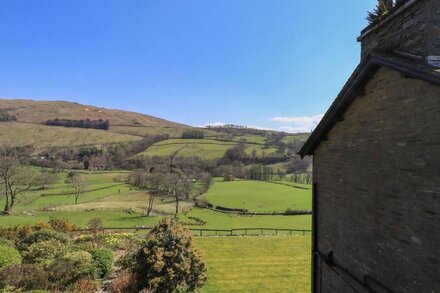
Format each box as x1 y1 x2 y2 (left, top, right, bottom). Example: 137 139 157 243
0 171 311 231
204 180 312 213
196 236 311 292
0 122 140 153
139 139 236 159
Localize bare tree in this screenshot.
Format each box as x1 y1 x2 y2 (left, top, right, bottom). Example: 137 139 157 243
68 173 88 204
146 193 155 217
0 155 41 214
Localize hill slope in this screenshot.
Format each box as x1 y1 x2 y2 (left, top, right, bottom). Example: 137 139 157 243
0 98 188 128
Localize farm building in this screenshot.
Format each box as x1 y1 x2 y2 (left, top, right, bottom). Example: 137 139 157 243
299 0 440 292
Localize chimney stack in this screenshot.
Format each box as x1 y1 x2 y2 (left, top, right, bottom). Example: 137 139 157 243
358 0 440 66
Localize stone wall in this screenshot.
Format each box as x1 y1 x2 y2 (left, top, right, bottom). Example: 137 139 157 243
359 0 440 59
313 67 440 292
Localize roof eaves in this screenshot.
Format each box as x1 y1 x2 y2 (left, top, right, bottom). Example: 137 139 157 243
298 53 440 158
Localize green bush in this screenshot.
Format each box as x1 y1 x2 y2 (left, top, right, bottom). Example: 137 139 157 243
134 218 207 292
49 250 97 290
19 229 68 251
92 248 113 278
0 237 14 248
0 264 49 291
0 244 22 268
22 239 66 268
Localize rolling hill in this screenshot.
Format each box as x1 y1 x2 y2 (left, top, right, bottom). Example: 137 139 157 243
0 98 188 128
0 98 309 163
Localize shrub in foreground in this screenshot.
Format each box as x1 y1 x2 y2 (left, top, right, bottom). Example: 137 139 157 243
49 250 97 290
19 229 68 251
22 239 67 267
134 218 207 292
0 264 49 291
0 244 22 268
92 248 113 278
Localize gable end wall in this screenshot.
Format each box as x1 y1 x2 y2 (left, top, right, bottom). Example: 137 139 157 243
313 67 440 292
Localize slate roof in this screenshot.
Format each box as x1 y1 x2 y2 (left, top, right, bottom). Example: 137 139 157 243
298 52 440 158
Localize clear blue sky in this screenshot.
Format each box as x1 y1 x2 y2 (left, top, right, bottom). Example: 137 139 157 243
0 0 377 132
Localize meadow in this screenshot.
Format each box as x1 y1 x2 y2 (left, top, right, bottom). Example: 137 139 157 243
0 170 312 231
204 180 312 213
137 138 280 159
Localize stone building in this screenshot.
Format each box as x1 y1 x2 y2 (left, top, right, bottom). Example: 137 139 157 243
299 0 440 292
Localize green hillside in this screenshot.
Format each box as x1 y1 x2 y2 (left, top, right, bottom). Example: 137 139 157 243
0 122 142 153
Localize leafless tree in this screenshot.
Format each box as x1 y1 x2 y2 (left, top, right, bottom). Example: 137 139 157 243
68 173 88 204
0 155 41 214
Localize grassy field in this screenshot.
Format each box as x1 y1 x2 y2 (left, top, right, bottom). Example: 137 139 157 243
137 138 280 159
204 180 312 213
0 171 311 230
196 236 311 292
138 139 237 159
0 122 141 153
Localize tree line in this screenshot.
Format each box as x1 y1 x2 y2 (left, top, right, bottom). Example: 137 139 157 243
45 118 110 130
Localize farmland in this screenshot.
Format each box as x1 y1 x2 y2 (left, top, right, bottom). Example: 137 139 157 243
137 138 280 159
0 171 312 231
204 180 312 213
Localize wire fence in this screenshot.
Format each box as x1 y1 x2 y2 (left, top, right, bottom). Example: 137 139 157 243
72 227 312 237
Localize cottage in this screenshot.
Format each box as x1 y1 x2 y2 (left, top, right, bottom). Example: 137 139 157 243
299 0 440 292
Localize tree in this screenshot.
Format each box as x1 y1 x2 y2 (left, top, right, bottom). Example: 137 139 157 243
367 0 394 24
134 218 207 292
0 155 41 214
199 172 213 193
68 173 88 204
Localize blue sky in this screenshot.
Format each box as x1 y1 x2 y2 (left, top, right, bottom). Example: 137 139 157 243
0 0 376 132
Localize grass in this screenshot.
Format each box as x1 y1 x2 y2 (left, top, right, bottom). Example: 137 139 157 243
0 122 141 153
196 236 311 292
138 138 281 159
0 171 311 231
109 125 188 138
204 181 312 213
139 139 237 159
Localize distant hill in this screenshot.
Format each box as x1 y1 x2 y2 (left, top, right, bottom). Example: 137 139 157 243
0 99 309 168
0 98 188 128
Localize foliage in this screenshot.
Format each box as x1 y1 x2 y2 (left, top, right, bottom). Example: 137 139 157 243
0 110 16 122
19 229 68 249
45 118 110 130
87 217 103 232
48 250 97 289
0 285 23 293
0 264 49 291
92 248 113 278
182 130 205 139
22 239 67 267
72 277 98 293
367 0 395 24
0 244 22 268
108 269 137 293
134 218 207 292
48 217 77 232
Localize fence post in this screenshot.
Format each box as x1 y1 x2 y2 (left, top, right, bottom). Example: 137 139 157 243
303 230 305 236
216 230 218 236
261 228 263 235
290 230 292 236
275 229 278 236
230 230 233 236
245 228 247 235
